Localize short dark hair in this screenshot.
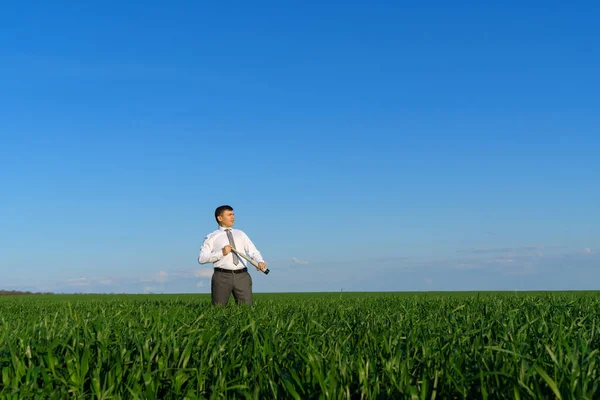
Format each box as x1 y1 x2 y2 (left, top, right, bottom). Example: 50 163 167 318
214 205 233 223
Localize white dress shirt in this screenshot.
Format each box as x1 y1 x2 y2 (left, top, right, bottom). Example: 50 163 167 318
198 226 265 270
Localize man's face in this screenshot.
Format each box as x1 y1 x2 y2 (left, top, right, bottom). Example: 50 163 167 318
218 210 235 227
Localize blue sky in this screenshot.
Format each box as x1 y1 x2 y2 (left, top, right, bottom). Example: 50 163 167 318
1 2 598 294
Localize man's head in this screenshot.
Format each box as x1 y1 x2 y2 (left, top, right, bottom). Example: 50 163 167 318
215 205 235 227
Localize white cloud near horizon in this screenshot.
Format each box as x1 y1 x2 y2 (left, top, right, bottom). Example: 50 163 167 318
156 271 168 283
139 271 169 283
291 257 309 265
491 259 514 264
457 245 551 254
195 268 214 279
67 277 89 287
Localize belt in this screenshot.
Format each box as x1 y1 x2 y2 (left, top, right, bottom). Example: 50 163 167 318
214 267 248 274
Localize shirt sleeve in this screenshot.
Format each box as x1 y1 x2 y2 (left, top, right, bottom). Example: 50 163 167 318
198 235 224 264
242 232 265 263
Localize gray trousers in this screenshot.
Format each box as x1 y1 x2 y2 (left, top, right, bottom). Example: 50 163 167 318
211 269 253 305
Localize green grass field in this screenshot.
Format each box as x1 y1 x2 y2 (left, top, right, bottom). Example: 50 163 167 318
1 291 599 399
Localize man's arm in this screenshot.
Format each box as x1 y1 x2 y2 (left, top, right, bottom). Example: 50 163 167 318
198 235 225 264
243 232 265 264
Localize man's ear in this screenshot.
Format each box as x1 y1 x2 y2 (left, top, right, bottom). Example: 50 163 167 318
217 215 223 224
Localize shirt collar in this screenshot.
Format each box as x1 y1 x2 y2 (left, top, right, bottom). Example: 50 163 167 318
218 226 234 231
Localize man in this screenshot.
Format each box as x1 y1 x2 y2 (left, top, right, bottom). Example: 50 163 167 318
198 205 267 305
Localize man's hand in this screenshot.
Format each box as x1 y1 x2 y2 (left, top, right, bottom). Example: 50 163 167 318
222 245 232 256
257 262 267 272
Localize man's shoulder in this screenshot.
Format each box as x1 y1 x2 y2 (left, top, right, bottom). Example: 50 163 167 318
204 229 222 240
